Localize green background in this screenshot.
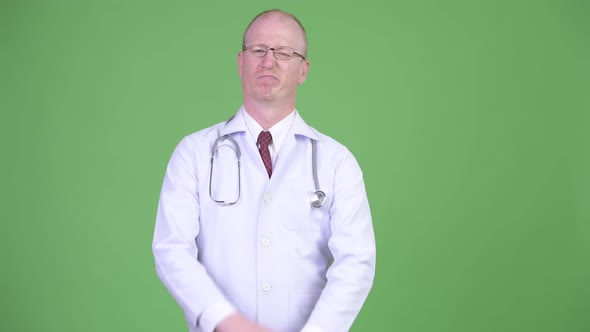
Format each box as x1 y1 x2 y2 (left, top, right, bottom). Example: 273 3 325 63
1 0 588 331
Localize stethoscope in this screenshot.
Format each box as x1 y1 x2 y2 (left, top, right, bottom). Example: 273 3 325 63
209 135 326 208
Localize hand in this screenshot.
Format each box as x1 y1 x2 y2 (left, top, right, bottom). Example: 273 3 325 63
214 313 273 332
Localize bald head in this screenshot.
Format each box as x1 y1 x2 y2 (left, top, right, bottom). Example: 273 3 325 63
242 9 308 56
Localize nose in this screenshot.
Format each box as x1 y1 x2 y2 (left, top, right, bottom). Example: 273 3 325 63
259 50 276 68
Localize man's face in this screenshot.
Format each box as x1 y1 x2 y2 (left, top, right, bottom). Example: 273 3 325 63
238 14 309 104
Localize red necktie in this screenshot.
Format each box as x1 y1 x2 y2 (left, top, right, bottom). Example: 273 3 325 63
257 131 273 178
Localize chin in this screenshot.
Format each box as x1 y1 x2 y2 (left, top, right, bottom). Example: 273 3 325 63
255 95 275 102
254 89 277 101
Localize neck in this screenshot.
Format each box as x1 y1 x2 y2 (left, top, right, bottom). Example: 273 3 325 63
243 99 295 130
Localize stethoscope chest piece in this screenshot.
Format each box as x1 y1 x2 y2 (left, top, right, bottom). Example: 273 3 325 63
310 190 326 208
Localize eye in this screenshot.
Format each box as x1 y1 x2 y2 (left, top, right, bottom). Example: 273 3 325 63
248 45 267 56
252 49 266 56
274 48 293 59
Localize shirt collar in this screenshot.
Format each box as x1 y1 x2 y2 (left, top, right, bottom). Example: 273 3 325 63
242 107 295 153
220 105 319 141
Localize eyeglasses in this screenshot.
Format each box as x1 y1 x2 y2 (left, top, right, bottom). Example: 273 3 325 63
243 44 306 61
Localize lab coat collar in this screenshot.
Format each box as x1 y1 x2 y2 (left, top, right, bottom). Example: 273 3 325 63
220 106 320 141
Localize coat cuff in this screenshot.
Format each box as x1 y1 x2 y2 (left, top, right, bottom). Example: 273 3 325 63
197 298 237 332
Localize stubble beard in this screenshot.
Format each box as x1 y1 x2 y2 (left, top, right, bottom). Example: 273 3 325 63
254 81 279 102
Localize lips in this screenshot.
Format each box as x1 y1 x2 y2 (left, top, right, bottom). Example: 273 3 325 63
257 74 277 80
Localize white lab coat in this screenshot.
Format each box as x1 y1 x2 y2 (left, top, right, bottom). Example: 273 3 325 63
153 107 376 332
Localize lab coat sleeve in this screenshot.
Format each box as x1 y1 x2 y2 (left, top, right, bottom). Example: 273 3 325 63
303 148 376 332
152 137 236 331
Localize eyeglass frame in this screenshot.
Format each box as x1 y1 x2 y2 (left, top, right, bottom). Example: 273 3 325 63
242 43 307 61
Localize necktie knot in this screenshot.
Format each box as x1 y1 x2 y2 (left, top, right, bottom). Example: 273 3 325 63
257 131 273 178
257 131 272 149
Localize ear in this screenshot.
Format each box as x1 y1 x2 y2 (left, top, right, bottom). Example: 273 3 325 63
297 60 310 84
238 51 244 78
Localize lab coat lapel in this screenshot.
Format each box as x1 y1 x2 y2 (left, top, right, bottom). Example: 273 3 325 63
219 107 259 155
290 110 319 141
271 110 319 180
219 108 247 137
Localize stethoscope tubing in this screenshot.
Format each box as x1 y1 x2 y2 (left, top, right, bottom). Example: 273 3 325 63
209 134 326 208
209 135 241 205
310 139 326 208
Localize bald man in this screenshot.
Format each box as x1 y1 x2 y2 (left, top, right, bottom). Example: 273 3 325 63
153 9 376 332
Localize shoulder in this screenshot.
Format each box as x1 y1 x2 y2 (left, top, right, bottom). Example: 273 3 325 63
176 121 226 150
308 126 360 168
308 125 348 152
165 120 230 164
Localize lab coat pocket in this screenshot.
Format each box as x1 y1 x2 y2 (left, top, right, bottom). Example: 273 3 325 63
280 193 329 231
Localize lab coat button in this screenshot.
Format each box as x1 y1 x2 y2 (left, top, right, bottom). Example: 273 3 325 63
264 193 271 202
262 282 272 292
261 238 270 246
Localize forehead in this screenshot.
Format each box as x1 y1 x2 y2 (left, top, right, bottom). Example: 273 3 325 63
244 13 305 47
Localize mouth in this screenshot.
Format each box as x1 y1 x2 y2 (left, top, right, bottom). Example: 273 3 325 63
257 74 277 80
